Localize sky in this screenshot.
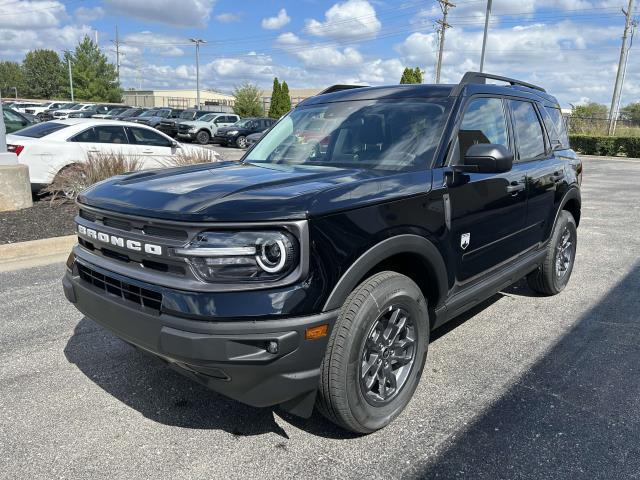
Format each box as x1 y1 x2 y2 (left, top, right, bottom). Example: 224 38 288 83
0 0 638 107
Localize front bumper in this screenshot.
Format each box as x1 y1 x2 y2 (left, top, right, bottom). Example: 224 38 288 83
177 132 195 140
62 257 337 415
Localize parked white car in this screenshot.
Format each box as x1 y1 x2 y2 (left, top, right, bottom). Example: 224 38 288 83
24 102 68 116
52 103 94 120
10 102 45 114
177 113 240 144
6 119 217 189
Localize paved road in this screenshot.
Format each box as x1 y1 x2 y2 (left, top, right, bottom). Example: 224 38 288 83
1 158 639 480
202 143 245 161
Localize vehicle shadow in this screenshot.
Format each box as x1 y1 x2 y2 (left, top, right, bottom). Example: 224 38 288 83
63 291 508 440
407 263 640 479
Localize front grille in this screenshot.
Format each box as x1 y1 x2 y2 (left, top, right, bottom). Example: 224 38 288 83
178 124 190 132
78 262 163 312
79 209 188 240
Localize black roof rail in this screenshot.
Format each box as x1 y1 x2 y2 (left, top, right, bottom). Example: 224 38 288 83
318 84 368 95
452 71 546 95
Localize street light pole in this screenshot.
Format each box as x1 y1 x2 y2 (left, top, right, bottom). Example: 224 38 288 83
479 0 492 72
190 38 207 108
67 58 74 102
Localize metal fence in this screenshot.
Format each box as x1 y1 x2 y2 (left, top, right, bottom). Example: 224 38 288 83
566 115 640 136
121 94 234 112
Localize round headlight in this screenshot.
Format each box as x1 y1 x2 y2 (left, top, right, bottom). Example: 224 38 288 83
257 239 287 273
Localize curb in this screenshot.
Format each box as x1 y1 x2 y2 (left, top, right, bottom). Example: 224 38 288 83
0 235 76 267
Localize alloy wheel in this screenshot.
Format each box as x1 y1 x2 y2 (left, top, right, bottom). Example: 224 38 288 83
359 305 416 406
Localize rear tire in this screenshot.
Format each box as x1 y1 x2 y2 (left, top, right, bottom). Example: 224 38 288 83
196 130 210 145
527 210 577 295
316 271 429 434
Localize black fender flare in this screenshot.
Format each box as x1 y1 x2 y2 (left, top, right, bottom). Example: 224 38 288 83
554 186 581 229
322 234 449 311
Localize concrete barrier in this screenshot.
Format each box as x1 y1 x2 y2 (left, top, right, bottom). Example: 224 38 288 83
0 156 33 212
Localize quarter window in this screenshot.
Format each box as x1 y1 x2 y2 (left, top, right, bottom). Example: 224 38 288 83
542 106 569 148
509 100 546 161
457 97 509 162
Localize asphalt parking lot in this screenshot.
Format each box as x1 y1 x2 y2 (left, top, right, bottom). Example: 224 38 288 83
202 143 246 161
1 157 639 480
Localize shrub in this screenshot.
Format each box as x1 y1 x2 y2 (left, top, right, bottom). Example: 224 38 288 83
44 151 142 201
569 135 640 158
160 147 222 167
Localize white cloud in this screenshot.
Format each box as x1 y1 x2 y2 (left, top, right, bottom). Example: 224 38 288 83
74 6 105 23
305 0 381 40
261 8 290 30
0 0 66 29
103 0 216 28
276 32 304 46
215 12 242 23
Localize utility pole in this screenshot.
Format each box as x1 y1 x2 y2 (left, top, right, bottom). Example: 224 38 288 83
479 0 492 72
190 38 207 108
114 25 120 84
608 0 635 135
435 0 455 84
67 58 74 102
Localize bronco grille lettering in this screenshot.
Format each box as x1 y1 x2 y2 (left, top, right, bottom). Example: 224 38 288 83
77 224 163 255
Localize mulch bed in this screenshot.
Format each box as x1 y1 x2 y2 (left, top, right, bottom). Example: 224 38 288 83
0 200 77 244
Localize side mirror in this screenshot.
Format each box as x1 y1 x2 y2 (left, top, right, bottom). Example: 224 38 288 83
462 143 513 173
171 140 180 149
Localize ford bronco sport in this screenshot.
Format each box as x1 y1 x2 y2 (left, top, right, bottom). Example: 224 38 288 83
63 72 582 433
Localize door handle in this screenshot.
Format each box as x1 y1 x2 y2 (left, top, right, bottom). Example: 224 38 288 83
87 149 100 153
506 182 525 194
142 149 154 154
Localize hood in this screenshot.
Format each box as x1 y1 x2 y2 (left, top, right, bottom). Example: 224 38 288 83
78 161 431 222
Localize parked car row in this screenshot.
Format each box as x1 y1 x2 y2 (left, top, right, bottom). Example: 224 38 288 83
3 99 278 148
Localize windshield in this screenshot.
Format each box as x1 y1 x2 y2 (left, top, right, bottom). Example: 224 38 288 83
245 99 451 171
233 119 257 128
140 109 168 118
199 113 216 122
179 111 196 120
14 122 69 138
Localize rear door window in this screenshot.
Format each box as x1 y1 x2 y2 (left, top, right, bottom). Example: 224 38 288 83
93 126 129 144
509 100 547 162
126 127 172 147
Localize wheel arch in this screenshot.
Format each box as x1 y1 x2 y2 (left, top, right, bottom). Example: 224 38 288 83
322 235 449 318
557 186 581 228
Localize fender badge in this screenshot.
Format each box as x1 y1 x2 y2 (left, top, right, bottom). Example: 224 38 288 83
461 233 471 250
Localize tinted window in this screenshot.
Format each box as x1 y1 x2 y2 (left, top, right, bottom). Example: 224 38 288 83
246 99 451 171
458 98 508 160
14 122 69 138
127 127 172 147
542 106 569 148
510 100 546 161
94 126 128 144
71 128 97 142
4 109 24 123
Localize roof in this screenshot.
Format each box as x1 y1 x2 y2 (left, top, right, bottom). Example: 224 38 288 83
300 81 559 108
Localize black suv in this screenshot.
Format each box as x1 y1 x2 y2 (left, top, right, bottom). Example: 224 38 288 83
213 117 276 148
158 109 211 137
132 108 183 128
63 73 582 434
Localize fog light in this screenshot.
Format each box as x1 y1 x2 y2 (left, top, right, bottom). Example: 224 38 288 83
266 340 279 354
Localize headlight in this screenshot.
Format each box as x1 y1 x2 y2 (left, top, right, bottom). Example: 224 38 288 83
174 230 299 283
188 126 197 132
227 130 238 136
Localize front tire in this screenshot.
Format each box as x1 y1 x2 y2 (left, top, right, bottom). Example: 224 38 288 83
527 210 577 295
195 130 210 145
317 271 429 434
235 135 247 148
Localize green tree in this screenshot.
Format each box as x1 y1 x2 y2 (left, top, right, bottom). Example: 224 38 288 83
232 82 265 117
0 61 25 99
399 66 423 84
281 81 292 113
620 102 640 124
22 50 65 99
267 77 282 118
64 36 121 102
572 102 608 119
